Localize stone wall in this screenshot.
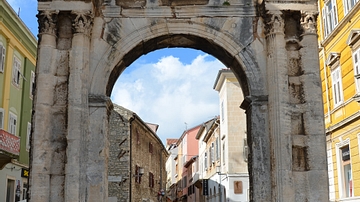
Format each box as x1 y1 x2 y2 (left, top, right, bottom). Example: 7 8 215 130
108 104 168 202
108 105 132 202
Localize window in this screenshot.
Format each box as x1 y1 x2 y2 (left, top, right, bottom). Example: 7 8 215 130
211 143 215 164
343 0 359 15
30 71 35 99
223 143 226 165
331 66 343 107
221 101 224 121
0 42 5 72
135 165 142 184
136 129 140 145
182 176 187 188
353 48 360 94
26 122 31 151
149 142 153 153
12 56 21 86
0 108 4 129
149 172 154 188
9 112 17 135
204 152 208 170
243 138 248 162
216 137 220 160
340 145 353 197
322 0 338 37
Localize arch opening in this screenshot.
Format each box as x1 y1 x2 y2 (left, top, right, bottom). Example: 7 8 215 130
106 34 251 97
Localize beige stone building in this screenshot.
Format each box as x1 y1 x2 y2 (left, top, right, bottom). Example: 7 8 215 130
108 104 168 202
213 69 249 201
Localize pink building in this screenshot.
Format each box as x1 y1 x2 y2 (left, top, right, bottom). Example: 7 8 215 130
176 125 200 202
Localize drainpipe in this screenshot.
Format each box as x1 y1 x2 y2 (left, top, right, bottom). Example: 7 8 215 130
129 116 135 202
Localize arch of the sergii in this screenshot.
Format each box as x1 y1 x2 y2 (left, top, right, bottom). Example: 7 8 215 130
29 0 329 201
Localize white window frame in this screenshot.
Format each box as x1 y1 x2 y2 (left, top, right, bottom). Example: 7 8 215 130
211 142 215 164
352 48 360 95
8 112 17 136
30 71 35 99
221 101 224 121
335 138 353 198
331 66 344 108
0 108 4 129
26 122 31 151
0 42 5 73
322 0 338 38
343 0 359 15
327 143 335 200
12 56 21 87
204 152 208 170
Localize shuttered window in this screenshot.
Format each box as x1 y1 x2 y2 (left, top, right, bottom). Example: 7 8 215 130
0 43 5 72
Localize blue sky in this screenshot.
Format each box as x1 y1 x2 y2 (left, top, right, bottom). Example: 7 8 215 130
7 0 225 144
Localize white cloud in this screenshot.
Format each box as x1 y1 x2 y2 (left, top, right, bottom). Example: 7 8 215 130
111 54 225 144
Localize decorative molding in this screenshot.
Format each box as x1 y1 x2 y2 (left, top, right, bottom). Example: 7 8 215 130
325 52 340 67
326 111 360 134
346 29 360 47
335 138 350 148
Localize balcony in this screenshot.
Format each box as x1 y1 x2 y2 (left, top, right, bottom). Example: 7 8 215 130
0 129 20 169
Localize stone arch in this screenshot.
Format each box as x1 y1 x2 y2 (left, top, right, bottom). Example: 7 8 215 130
89 20 266 98
30 1 329 202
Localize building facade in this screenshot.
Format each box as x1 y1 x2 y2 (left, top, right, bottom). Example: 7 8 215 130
108 104 168 202
213 69 249 201
0 1 37 201
318 0 360 201
196 117 222 202
165 139 178 201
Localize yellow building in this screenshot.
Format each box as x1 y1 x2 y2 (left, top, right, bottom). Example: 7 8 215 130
318 0 360 200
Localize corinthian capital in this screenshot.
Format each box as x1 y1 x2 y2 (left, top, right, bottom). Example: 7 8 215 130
72 11 93 35
266 13 285 36
37 10 59 36
301 12 317 35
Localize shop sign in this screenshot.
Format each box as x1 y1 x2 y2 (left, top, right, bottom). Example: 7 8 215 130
22 168 29 178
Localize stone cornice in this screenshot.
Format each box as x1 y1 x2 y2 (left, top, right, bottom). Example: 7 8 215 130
325 111 360 134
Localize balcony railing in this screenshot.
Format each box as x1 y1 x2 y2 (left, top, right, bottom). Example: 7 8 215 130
0 129 20 156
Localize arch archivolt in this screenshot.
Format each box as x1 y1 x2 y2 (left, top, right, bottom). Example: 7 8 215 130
90 17 266 97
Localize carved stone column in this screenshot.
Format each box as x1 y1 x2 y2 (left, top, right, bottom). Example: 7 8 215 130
265 12 293 201
299 12 329 201
29 10 63 202
87 94 113 201
65 10 93 202
241 95 271 202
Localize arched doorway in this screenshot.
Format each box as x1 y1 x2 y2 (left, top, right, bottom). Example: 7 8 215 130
29 1 329 201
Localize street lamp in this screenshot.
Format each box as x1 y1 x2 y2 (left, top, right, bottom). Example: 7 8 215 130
216 165 224 202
